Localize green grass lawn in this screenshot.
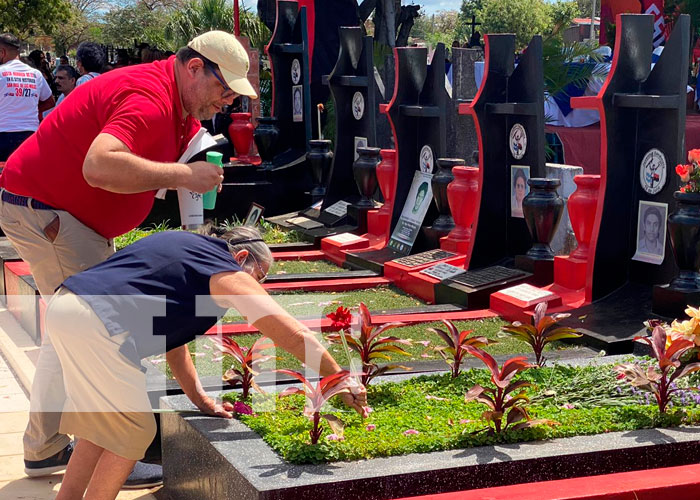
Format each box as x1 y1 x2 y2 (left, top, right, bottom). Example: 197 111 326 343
156 314 583 380
269 260 346 275
221 285 426 323
223 364 700 464
115 218 303 250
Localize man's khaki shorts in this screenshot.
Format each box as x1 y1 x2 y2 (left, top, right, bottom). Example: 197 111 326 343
46 288 156 461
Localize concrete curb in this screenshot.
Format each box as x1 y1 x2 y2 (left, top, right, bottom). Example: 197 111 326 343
0 307 37 394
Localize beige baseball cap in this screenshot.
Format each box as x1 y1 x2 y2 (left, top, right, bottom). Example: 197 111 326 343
188 30 258 99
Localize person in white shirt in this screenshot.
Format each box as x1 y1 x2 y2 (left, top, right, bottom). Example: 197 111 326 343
0 33 54 161
75 42 105 87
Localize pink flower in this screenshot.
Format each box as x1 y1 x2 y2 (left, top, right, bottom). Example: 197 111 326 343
417 340 431 347
326 433 344 441
459 419 474 424
688 149 700 164
366 424 376 431
233 401 253 415
403 429 420 436
561 403 575 410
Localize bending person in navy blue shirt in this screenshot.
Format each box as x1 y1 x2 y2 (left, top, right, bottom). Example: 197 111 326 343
38 226 369 500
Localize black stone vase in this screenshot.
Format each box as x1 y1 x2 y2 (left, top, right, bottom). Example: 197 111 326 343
253 117 280 170
522 178 565 260
307 140 333 202
667 191 700 291
353 147 380 208
431 158 462 231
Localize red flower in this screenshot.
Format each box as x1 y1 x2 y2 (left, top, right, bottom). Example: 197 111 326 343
677 163 692 183
326 306 352 332
688 149 700 164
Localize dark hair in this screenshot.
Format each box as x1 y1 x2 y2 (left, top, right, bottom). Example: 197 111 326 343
59 55 69 64
28 49 44 67
176 46 219 71
643 206 663 226
0 33 20 50
417 182 429 197
56 64 79 80
76 42 106 73
512 168 527 188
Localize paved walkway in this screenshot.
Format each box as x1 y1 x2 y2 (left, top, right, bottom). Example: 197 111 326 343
0 308 163 499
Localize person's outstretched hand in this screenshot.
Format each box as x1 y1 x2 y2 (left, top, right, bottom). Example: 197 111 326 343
194 394 233 418
338 378 370 418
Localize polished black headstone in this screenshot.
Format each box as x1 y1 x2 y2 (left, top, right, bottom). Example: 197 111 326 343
587 15 688 301
467 34 545 269
267 1 313 165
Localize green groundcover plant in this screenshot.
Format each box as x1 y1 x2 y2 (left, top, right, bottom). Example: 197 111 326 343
223 363 700 464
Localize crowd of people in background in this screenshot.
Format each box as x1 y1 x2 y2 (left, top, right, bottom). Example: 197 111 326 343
0 32 176 161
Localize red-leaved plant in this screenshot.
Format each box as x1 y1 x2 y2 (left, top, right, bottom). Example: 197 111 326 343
463 345 558 434
500 301 581 367
211 336 277 399
615 325 700 413
325 303 411 386
428 319 495 378
276 369 355 444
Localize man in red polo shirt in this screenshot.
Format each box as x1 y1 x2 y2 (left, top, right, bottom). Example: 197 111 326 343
0 31 258 487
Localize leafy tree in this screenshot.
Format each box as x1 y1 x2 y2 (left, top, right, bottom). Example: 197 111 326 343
411 10 460 48
165 0 270 51
477 0 553 49
548 0 581 36
665 0 700 34
575 0 599 19
0 0 70 38
457 0 483 40
51 6 95 55
101 2 174 50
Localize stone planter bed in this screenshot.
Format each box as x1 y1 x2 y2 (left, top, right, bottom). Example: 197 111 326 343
160 358 700 500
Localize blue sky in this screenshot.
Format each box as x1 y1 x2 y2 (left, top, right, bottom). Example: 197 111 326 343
245 0 561 18
243 1 464 17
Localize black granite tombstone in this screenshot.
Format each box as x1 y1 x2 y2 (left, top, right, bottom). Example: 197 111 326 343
434 34 544 305
344 44 449 272
318 28 378 221
560 14 690 343
265 0 313 167
468 34 545 268
267 26 382 242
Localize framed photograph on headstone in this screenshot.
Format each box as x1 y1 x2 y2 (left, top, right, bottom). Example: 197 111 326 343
387 170 434 253
244 203 265 227
354 136 367 161
292 85 303 122
632 201 667 265
510 165 530 218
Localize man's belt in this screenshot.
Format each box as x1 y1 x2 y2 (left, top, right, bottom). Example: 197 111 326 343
1 190 56 210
